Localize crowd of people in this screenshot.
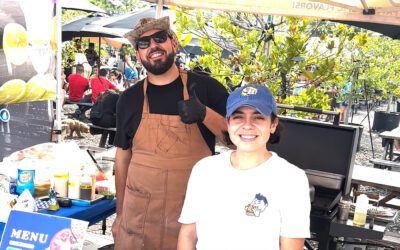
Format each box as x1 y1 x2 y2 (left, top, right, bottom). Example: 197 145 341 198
61 42 147 140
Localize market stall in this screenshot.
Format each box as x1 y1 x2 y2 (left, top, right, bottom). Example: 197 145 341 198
0 142 116 248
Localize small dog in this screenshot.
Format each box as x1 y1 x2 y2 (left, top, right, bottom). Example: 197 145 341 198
62 119 89 138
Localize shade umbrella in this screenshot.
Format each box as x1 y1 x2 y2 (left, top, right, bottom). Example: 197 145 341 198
335 21 400 39
82 37 130 49
62 13 126 41
104 6 170 29
60 0 106 13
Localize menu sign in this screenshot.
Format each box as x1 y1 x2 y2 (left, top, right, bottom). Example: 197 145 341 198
0 210 88 250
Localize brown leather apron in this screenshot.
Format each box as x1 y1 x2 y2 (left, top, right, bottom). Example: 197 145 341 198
115 72 211 250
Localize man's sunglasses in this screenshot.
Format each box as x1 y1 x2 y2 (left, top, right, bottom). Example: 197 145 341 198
136 30 169 50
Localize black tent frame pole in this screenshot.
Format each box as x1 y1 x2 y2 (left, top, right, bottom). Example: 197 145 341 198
363 79 375 158
99 36 101 67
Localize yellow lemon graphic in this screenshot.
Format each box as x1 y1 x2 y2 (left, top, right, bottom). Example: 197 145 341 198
0 79 26 104
20 75 47 102
3 23 29 66
39 73 57 101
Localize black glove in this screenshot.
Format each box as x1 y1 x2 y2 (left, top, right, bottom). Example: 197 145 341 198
178 82 206 124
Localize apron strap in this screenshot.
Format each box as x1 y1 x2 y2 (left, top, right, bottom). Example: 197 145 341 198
143 71 189 114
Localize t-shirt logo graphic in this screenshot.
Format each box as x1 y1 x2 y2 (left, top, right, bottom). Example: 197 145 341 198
245 193 268 217
241 86 258 96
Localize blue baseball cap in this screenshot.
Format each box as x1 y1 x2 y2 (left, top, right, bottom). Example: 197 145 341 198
226 84 277 118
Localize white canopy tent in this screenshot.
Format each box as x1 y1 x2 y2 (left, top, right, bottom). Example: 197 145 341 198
55 0 400 142
148 0 400 26
59 0 106 13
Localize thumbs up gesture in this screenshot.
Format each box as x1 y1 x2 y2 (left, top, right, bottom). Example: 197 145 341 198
178 82 206 124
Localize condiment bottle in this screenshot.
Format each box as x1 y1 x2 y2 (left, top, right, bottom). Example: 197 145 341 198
53 169 69 197
353 194 369 227
34 175 51 198
9 177 17 195
16 160 35 196
80 174 92 200
68 170 81 199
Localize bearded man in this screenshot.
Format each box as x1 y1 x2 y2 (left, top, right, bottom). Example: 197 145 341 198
112 16 229 249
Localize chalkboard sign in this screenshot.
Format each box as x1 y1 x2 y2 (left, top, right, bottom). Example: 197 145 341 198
0 102 53 160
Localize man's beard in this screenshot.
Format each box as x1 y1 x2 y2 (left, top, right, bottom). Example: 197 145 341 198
141 49 175 75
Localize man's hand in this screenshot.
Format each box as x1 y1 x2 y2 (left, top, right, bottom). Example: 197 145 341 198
178 82 206 124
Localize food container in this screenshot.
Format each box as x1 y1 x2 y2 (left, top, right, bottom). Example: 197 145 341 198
95 180 115 199
53 171 69 197
34 180 51 197
68 170 81 199
35 169 51 197
96 160 114 178
16 160 35 196
338 199 351 221
305 169 344 190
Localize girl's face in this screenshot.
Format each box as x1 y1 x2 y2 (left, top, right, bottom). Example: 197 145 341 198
227 106 278 153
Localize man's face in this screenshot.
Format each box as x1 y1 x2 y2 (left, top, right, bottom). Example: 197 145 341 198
136 29 176 75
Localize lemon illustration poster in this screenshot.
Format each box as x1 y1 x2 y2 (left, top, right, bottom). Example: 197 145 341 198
0 0 56 105
0 0 55 160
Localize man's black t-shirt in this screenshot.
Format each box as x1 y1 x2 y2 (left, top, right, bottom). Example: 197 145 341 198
114 71 228 154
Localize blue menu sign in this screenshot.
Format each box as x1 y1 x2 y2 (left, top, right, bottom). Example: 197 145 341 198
0 210 88 250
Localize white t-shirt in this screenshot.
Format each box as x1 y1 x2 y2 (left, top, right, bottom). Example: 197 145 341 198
179 151 311 250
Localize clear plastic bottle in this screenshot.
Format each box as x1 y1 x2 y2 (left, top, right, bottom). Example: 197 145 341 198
353 194 369 227
53 170 69 197
68 170 81 199
80 174 92 200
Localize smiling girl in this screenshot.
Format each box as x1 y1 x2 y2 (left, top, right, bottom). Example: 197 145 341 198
178 84 311 250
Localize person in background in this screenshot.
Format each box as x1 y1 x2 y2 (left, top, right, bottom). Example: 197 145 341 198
293 72 309 95
108 70 119 84
90 89 120 145
85 42 99 66
112 16 229 249
178 84 310 250
340 80 352 122
67 64 89 103
107 52 118 68
122 53 138 88
90 68 118 103
108 70 124 91
90 66 99 80
395 139 400 152
61 68 68 105
62 68 68 92
67 64 91 119
324 84 339 122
